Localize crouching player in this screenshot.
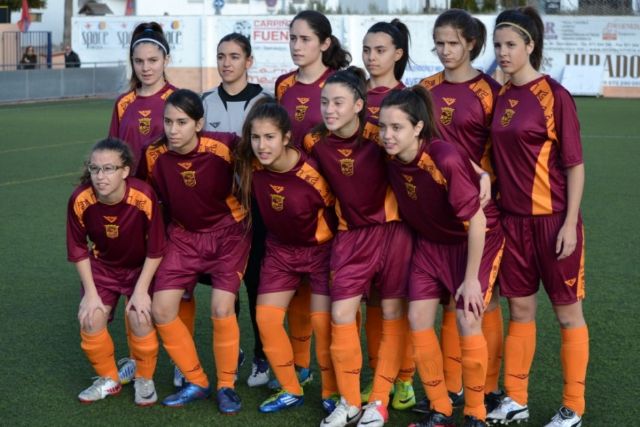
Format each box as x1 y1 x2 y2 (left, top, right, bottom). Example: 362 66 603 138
380 86 504 427
67 138 165 405
234 99 339 413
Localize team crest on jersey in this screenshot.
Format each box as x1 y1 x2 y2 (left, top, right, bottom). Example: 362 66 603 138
501 109 516 127
270 194 285 211
440 107 455 126
508 99 519 108
339 158 354 176
442 97 456 106
178 162 192 170
367 106 380 118
337 149 352 157
104 224 119 239
295 105 309 122
103 216 117 223
405 182 417 200
139 118 151 135
181 171 197 187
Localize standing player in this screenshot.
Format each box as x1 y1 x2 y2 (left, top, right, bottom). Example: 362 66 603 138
234 99 338 413
417 9 504 414
380 86 504 427
140 89 250 414
360 19 417 411
202 32 271 387
109 22 184 388
108 22 176 174
274 10 351 391
487 7 588 427
67 138 165 406
305 67 413 427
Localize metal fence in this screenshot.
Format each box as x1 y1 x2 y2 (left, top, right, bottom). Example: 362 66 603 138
0 64 127 103
2 31 52 70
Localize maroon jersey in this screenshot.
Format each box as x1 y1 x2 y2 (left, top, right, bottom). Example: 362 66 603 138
275 68 333 148
139 131 245 232
387 138 500 244
304 131 400 230
67 177 166 268
363 82 405 145
420 72 500 167
252 150 337 246
108 83 176 172
491 75 583 216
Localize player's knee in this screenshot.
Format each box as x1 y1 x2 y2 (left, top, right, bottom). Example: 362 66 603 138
151 302 175 325
508 297 536 322
554 303 585 329
211 304 234 318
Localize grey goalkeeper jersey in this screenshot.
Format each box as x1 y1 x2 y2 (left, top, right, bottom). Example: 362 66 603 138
201 83 269 136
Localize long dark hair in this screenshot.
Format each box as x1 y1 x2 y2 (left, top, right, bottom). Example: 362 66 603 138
129 22 170 90
165 89 204 121
495 6 544 70
366 19 411 81
314 66 368 140
380 85 440 142
234 96 291 224
80 138 134 185
291 10 351 70
434 9 487 62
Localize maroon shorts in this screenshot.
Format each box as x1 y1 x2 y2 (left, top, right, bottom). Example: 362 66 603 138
499 213 585 305
81 258 143 321
329 221 413 301
154 221 251 295
258 237 332 296
408 227 505 310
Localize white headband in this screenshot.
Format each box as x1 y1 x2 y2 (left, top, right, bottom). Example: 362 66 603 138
131 38 168 54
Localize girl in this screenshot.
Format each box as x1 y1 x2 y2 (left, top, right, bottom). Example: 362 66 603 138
417 9 504 413
305 67 413 427
108 21 180 388
140 89 250 414
360 19 416 411
234 99 338 413
273 10 351 393
67 138 165 406
487 7 588 427
202 32 270 388
109 22 176 174
379 86 504 427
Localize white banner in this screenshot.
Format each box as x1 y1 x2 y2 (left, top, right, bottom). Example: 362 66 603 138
72 14 640 96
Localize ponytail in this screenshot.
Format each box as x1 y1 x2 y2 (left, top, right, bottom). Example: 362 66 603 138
291 10 351 70
366 19 412 80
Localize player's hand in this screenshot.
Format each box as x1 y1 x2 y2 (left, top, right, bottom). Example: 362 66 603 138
78 292 106 330
126 291 152 326
455 278 484 321
556 221 577 260
479 173 491 208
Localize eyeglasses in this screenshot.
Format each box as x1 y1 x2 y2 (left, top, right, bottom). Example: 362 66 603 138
87 164 124 175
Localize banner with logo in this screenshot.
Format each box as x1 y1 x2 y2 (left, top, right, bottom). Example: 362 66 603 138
72 14 640 97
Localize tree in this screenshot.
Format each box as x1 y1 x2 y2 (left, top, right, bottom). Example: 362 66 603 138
4 1 47 11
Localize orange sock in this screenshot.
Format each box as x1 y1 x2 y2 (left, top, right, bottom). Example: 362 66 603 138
561 325 589 416
503 321 536 406
370 318 405 406
413 328 452 416
178 296 196 336
257 305 302 395
287 282 312 369
398 323 416 382
311 311 337 398
461 334 488 421
365 305 382 371
441 310 462 394
80 328 118 382
330 322 362 408
212 315 240 390
156 317 208 388
482 306 504 393
129 330 159 379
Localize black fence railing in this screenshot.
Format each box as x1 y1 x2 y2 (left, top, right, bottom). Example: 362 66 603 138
2 31 52 70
